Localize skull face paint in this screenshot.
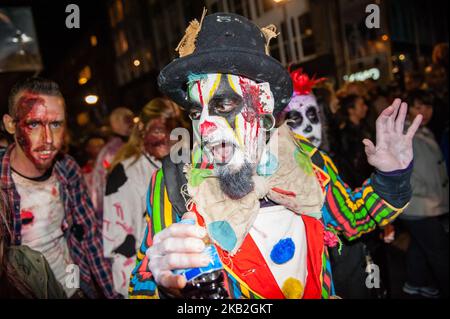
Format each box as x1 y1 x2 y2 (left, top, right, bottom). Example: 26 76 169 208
14 92 66 172
188 73 274 199
284 94 322 147
283 69 326 148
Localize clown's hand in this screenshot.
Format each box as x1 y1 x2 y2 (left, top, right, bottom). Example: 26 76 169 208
145 212 209 294
363 98 422 172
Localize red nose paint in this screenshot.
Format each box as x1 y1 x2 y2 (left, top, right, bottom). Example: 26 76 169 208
200 120 217 136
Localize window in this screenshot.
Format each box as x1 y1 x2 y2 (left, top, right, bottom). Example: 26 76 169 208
255 0 261 17
244 0 252 18
232 0 244 16
262 0 274 12
291 18 299 60
281 21 291 63
298 12 316 57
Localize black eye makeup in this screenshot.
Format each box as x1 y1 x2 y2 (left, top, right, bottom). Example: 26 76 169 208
305 106 319 124
285 110 303 128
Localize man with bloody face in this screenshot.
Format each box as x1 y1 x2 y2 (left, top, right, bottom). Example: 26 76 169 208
1 77 118 298
129 12 422 299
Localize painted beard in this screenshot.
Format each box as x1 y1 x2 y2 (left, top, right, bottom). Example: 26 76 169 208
216 159 254 200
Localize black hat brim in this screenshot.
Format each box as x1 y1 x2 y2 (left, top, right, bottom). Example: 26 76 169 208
158 48 293 115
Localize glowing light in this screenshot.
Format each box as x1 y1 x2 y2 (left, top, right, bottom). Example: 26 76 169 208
399 54 406 61
78 66 91 85
90 35 98 47
133 117 140 124
343 68 381 82
381 34 389 41
85 95 99 105
78 77 88 85
133 59 141 67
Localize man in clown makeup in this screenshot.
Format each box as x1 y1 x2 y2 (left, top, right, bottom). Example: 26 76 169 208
129 12 422 299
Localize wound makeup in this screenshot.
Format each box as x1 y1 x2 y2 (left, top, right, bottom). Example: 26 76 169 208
13 91 65 170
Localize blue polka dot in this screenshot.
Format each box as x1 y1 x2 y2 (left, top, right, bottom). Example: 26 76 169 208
208 221 237 252
270 238 295 264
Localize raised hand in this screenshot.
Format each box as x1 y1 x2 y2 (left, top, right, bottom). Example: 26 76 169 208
363 98 422 172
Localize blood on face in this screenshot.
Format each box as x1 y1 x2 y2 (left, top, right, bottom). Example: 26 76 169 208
14 91 66 170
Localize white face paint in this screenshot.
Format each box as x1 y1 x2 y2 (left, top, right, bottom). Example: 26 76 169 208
284 94 322 147
187 73 274 172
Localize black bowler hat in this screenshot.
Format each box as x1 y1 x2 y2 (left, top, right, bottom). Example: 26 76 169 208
158 12 293 115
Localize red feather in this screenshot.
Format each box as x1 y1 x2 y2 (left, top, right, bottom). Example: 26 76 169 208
290 68 326 95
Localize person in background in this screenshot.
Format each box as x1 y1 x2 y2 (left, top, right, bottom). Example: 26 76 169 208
81 134 106 202
0 77 118 298
404 71 425 92
334 94 373 188
399 89 449 299
103 97 187 297
91 107 134 219
0 191 67 298
333 93 395 298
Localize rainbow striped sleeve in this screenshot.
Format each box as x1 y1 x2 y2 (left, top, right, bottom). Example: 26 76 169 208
129 168 179 299
320 152 407 240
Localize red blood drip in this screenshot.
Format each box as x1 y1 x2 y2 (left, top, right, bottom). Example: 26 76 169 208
15 92 46 154
197 81 204 106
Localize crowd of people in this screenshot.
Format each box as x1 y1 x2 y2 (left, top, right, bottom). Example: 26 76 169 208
0 11 448 300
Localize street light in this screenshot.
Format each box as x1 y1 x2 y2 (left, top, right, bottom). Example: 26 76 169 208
85 94 99 105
